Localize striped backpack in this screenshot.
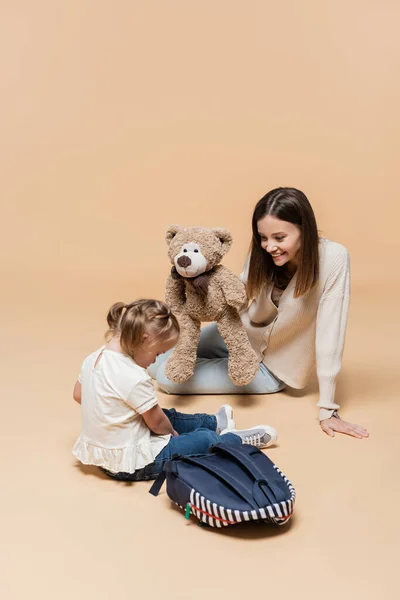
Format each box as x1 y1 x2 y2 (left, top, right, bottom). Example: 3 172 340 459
149 442 295 528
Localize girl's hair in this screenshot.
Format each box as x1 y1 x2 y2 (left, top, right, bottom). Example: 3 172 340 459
246 187 320 299
105 299 180 358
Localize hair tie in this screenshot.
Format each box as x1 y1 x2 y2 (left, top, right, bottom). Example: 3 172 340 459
153 308 171 320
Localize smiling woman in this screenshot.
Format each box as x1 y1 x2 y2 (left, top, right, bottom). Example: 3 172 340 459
247 188 319 298
150 188 369 440
259 220 301 265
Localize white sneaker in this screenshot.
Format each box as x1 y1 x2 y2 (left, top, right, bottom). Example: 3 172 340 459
215 404 235 434
221 425 278 448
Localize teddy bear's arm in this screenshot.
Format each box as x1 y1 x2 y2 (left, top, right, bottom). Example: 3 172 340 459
165 274 186 312
216 267 248 311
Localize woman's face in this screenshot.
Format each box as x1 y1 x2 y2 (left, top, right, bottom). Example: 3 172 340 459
257 215 301 269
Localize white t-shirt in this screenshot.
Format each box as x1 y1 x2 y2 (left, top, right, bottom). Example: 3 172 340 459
72 347 171 474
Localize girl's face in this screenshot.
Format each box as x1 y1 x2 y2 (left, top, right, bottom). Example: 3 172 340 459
133 333 178 369
257 215 301 270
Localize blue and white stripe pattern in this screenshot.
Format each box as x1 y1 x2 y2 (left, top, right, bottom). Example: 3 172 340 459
184 465 296 528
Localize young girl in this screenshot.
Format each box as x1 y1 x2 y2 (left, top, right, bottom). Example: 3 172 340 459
149 188 369 440
72 299 278 481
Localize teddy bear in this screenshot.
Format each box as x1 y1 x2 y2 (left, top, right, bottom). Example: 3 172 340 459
164 224 259 386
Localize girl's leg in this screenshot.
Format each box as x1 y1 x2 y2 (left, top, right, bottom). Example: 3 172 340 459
100 463 157 482
163 408 217 434
154 428 241 462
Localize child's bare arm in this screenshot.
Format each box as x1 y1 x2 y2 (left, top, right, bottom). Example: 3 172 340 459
141 404 177 436
73 381 81 404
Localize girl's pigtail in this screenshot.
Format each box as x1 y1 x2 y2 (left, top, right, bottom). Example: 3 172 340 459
105 302 126 340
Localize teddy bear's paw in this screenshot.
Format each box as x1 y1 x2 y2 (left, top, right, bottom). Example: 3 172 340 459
228 353 259 386
164 359 195 383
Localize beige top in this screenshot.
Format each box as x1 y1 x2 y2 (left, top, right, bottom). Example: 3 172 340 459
240 239 350 421
73 347 171 473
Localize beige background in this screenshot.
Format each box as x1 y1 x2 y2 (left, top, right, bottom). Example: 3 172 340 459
1 2 399 599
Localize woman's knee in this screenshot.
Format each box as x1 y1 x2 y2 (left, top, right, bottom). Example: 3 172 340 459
252 379 284 394
251 365 285 394
268 377 286 394
251 381 285 395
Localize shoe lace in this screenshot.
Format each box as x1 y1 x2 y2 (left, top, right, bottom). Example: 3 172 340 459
243 433 261 446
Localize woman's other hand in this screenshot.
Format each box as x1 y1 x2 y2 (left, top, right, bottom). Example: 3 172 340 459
320 416 369 439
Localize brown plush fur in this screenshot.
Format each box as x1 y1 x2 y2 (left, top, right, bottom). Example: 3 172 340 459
164 225 259 386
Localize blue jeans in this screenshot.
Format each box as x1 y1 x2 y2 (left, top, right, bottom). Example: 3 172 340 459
103 408 241 482
148 322 285 395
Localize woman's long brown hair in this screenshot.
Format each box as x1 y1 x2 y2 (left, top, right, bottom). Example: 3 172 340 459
246 188 319 299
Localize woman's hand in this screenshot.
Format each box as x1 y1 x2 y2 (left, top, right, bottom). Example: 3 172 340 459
320 416 369 439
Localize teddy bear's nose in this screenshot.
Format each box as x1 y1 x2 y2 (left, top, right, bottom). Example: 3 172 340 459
177 255 192 268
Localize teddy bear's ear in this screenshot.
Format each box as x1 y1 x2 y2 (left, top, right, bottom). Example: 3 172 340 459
165 225 183 245
211 228 233 254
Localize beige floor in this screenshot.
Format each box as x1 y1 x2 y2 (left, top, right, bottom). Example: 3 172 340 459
2 2 400 598
2 276 399 600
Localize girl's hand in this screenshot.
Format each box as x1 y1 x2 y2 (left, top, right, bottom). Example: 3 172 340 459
172 429 179 437
320 416 369 439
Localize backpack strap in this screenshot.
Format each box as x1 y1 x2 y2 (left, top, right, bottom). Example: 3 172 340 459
148 459 180 497
181 456 259 510
210 444 281 506
210 444 266 479
148 471 166 497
